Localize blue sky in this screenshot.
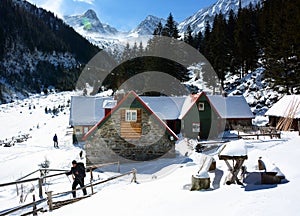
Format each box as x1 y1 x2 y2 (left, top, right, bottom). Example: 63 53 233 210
27 0 216 31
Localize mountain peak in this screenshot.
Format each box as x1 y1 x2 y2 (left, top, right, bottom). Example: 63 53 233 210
83 9 98 20
64 10 118 35
130 15 166 36
178 0 261 34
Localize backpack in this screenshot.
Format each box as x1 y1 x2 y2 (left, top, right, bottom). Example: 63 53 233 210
77 162 86 178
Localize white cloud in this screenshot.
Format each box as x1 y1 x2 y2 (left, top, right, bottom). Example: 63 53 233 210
40 0 65 18
73 0 94 5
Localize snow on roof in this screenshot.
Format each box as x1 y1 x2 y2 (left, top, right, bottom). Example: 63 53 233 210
140 96 186 120
178 94 199 119
208 95 254 119
69 96 112 126
179 93 254 119
70 93 253 126
265 95 300 118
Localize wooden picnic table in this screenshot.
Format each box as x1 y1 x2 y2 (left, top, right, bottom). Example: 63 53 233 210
218 140 248 185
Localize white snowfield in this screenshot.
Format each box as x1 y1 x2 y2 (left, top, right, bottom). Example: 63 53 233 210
0 92 300 216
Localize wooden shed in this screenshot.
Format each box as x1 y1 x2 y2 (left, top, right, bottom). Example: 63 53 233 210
265 95 300 132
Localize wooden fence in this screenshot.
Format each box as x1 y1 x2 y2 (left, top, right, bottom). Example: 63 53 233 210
0 162 136 215
223 132 281 140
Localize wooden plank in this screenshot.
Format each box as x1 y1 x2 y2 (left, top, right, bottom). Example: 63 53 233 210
120 122 142 128
219 155 248 160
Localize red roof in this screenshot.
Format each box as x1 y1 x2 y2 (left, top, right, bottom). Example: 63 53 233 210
82 91 179 141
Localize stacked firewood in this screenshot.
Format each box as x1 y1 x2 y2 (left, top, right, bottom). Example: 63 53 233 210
276 98 300 131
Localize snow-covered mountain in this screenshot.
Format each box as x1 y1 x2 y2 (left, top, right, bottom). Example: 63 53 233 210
63 11 167 53
178 0 262 34
64 9 119 35
129 15 166 36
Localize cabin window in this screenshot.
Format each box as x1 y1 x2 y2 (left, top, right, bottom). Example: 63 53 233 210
83 127 89 134
192 122 200 133
198 102 205 111
125 110 137 122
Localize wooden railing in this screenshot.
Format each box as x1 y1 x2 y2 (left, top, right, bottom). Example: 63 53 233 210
0 162 137 215
223 132 281 140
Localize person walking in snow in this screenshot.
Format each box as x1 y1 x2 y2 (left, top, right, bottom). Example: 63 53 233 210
66 160 87 198
53 134 58 148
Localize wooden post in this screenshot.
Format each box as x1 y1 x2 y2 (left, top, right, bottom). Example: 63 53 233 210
90 169 93 182
90 169 94 195
191 175 210 190
16 184 19 196
46 191 53 211
32 194 37 216
38 178 43 198
90 181 94 195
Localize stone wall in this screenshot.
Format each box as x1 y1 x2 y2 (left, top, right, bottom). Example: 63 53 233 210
85 109 176 166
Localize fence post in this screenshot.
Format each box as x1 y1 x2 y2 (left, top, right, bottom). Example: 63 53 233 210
131 168 137 183
90 181 94 195
90 169 93 182
32 194 37 216
90 169 94 195
38 178 43 198
46 191 53 211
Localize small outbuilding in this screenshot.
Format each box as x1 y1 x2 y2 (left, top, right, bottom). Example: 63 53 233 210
69 96 116 141
265 95 300 131
179 92 254 139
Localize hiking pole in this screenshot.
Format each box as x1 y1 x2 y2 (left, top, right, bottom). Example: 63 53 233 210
66 174 72 183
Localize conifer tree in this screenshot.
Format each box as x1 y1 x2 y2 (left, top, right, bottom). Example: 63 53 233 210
262 0 300 93
184 25 194 46
162 13 179 39
194 31 203 52
153 21 163 36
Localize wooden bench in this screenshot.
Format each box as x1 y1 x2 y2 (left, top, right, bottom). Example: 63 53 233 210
257 157 285 184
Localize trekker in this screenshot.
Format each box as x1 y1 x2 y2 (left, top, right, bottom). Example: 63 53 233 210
66 160 87 198
53 134 58 148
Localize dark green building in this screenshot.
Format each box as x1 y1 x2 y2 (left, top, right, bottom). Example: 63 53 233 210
179 92 254 140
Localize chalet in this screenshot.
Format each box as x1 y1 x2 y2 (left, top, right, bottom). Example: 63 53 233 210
70 91 253 164
82 91 178 165
179 92 254 139
265 95 300 131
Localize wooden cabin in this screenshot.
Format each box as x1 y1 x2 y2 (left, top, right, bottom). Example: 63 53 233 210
82 91 178 165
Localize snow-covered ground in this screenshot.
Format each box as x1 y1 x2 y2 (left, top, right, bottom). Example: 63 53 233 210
1 91 300 216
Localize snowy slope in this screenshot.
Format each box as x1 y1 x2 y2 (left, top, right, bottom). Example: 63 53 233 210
178 0 262 34
0 91 300 216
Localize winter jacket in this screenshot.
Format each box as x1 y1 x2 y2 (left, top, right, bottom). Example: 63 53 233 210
66 162 86 180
